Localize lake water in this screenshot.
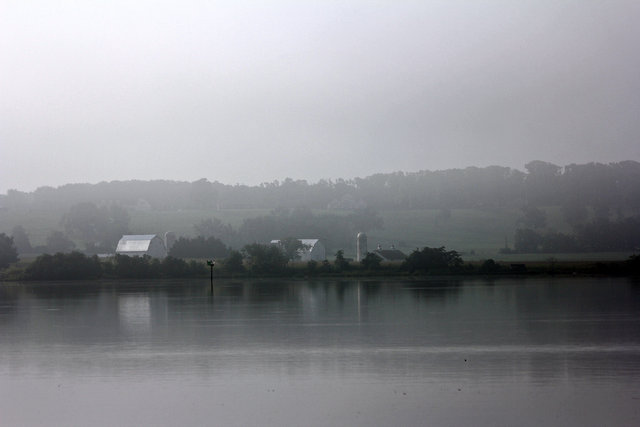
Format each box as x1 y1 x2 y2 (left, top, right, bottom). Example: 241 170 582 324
1 277 639 426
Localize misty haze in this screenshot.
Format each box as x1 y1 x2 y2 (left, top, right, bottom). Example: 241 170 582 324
2 1 640 426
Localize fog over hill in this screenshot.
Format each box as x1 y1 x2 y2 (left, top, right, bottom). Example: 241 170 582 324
2 1 640 193
1 161 639 257
2 161 640 212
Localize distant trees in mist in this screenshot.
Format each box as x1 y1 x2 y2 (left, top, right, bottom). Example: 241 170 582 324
3 161 639 213
2 160 640 255
512 217 640 254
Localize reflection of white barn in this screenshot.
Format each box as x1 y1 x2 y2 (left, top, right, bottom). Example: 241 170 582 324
116 235 167 258
270 239 326 262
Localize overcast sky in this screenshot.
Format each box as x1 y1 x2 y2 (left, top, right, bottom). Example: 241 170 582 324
2 0 639 193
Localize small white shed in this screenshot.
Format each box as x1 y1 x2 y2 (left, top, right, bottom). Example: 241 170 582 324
116 235 167 258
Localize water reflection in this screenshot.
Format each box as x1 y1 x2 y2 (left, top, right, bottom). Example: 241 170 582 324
1 278 640 426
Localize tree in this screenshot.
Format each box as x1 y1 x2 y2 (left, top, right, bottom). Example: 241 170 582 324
24 252 101 280
402 246 462 273
242 243 288 274
223 250 245 273
11 225 32 254
46 231 76 253
334 249 349 271
306 260 318 274
361 252 381 270
0 233 19 269
277 237 311 261
479 259 502 274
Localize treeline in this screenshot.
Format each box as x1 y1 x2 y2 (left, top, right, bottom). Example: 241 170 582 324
3 245 466 280
511 217 640 253
4 246 640 281
3 161 640 212
21 253 207 280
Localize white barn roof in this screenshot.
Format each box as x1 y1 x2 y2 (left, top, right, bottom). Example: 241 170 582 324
116 235 157 252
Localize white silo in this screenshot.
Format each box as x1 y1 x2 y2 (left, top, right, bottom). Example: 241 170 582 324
356 232 367 262
164 231 177 252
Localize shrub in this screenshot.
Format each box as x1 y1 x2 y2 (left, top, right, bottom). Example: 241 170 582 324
25 251 102 280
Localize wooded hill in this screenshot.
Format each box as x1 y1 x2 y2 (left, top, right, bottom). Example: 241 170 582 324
1 161 639 258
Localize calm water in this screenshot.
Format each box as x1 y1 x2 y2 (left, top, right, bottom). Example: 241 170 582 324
1 277 639 426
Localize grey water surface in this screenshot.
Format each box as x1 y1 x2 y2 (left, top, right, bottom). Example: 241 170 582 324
1 277 639 426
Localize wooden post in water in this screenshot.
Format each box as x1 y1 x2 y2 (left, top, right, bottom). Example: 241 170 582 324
207 260 215 293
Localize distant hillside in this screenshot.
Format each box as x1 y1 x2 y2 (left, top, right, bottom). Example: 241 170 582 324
1 161 639 258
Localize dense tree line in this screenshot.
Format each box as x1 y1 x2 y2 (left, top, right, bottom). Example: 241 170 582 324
24 252 102 280
20 252 207 280
3 161 639 213
104 254 206 279
4 244 640 280
402 247 463 273
511 216 640 253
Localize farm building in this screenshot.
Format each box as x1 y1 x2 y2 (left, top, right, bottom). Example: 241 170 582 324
116 235 167 258
270 239 326 262
372 245 407 262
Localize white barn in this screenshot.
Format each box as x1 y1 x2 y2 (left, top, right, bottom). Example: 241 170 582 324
270 239 326 262
116 235 167 258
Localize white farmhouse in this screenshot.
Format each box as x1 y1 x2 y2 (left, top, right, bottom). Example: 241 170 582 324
116 235 167 258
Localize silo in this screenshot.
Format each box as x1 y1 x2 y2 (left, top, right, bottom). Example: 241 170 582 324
164 231 177 252
356 232 367 262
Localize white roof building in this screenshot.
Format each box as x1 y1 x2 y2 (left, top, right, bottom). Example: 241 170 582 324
116 235 167 258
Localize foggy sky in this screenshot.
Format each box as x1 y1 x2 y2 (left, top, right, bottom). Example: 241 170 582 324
2 0 639 194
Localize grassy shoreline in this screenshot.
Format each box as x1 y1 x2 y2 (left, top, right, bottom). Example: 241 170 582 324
2 255 639 282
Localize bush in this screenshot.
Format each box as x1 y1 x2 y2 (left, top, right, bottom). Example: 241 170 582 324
360 252 382 270
108 254 206 278
222 250 245 273
242 243 288 274
403 247 462 273
24 251 102 280
479 259 502 274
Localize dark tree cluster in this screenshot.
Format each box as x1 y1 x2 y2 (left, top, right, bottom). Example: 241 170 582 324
402 247 463 273
222 250 244 273
16 252 207 280
103 255 206 279
512 216 640 253
24 252 102 280
360 252 382 270
241 243 289 274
